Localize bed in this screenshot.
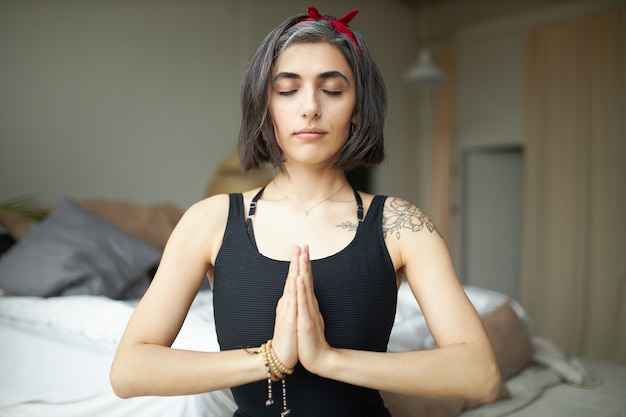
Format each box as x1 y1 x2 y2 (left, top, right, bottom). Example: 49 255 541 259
1 197 624 417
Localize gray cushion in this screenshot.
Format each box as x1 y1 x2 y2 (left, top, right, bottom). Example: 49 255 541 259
0 197 162 298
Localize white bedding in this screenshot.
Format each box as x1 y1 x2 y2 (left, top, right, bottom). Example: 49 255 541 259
504 356 626 417
0 291 237 417
0 282 550 417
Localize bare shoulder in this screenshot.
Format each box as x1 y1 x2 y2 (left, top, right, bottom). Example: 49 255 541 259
166 194 231 251
180 186 264 232
181 193 230 227
160 194 229 262
382 196 438 240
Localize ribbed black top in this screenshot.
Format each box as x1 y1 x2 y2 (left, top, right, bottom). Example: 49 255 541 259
213 191 397 417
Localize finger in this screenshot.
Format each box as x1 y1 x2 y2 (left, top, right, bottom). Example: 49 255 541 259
281 246 301 311
276 246 300 319
299 244 310 276
296 270 312 326
299 245 313 293
296 253 318 328
273 248 300 368
299 245 320 313
281 246 299 301
287 245 301 280
285 245 301 301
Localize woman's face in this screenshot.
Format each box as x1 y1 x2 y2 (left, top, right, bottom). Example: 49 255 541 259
268 42 357 169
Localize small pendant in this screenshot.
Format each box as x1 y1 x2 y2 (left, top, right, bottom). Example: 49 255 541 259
265 399 274 406
304 210 309 217
280 409 291 417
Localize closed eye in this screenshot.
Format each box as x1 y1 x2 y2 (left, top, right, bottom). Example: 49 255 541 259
278 89 341 96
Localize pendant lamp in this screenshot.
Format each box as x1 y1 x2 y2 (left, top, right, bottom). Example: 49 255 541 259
404 0 444 88
404 48 445 87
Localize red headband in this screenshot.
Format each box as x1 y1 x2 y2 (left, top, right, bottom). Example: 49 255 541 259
299 6 361 55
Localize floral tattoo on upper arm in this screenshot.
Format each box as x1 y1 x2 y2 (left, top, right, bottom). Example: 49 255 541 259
382 198 437 239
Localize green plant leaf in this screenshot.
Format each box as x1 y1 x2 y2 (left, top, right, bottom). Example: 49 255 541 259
0 194 48 221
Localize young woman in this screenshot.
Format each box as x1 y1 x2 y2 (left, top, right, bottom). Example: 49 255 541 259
110 7 500 417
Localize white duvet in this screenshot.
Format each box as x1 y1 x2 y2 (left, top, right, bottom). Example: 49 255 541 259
0 290 237 417
0 283 521 417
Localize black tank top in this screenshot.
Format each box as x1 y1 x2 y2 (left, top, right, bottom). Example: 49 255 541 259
213 188 397 417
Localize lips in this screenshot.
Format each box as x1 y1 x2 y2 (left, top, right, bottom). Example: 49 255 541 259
296 127 325 134
295 127 326 139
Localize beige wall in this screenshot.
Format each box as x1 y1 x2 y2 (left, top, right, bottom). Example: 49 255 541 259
0 0 419 209
0 1 241 208
447 0 624 288
1 0 619 215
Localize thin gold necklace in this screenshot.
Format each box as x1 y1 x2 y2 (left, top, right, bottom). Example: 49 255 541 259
273 180 348 216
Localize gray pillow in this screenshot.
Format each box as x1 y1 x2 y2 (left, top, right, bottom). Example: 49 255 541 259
0 197 162 298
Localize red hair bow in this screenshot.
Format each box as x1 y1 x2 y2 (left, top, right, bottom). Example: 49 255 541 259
300 6 361 55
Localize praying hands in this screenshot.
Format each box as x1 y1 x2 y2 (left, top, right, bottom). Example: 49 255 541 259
272 245 331 374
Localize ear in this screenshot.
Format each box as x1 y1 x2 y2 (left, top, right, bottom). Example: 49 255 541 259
351 111 358 125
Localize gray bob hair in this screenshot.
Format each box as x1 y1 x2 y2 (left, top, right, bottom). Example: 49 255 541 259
238 9 387 173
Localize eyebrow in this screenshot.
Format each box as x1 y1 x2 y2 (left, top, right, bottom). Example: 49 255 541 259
272 70 350 84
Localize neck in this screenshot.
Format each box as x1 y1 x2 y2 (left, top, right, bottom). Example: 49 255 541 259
269 170 351 216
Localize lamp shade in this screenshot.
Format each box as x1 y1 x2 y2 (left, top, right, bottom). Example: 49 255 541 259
404 48 445 88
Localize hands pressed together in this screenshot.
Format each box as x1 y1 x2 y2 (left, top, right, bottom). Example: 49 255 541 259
271 244 330 374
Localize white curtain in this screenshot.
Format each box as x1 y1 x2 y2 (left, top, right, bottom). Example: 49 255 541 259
522 9 625 363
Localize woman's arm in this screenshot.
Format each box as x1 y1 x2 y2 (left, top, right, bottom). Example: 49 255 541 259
110 195 267 398
296 198 501 403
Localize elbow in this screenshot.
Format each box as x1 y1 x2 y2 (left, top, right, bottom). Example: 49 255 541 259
462 340 503 404
474 359 502 404
109 358 136 399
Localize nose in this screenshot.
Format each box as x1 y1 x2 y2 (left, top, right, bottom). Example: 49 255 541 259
302 89 321 118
